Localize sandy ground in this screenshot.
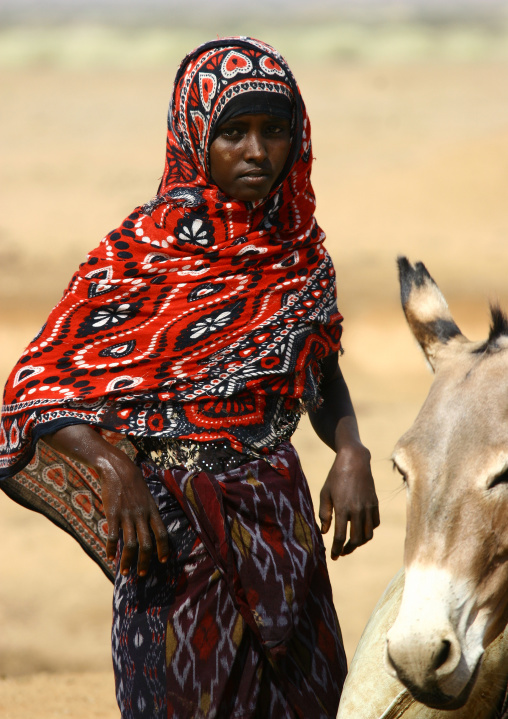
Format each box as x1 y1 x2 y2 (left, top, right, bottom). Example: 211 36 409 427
1 57 507 716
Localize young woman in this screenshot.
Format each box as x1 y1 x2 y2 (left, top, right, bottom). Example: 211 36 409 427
0 37 379 718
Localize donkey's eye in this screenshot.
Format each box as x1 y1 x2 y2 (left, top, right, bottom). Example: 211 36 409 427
489 468 508 489
392 461 408 484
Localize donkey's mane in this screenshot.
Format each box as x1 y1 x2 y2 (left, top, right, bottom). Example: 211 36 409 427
474 305 508 353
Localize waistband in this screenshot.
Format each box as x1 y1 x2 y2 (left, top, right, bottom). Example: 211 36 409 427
132 436 255 473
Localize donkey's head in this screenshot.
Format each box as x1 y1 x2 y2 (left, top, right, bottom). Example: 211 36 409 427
385 258 508 709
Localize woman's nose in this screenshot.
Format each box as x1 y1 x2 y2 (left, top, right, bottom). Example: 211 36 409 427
244 131 267 162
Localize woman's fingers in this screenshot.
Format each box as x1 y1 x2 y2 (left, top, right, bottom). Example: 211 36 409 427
340 504 380 556
119 519 139 576
363 508 374 544
106 515 120 562
340 510 364 556
331 509 348 559
116 507 169 577
134 504 170 576
100 459 170 576
133 516 154 577
319 486 333 535
150 511 170 564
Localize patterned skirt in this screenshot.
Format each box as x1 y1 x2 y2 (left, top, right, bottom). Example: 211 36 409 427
112 442 347 718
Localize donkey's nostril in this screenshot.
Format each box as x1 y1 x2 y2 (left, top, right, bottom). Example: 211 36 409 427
433 639 451 671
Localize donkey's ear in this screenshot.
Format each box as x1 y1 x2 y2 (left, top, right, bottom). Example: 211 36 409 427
397 257 465 371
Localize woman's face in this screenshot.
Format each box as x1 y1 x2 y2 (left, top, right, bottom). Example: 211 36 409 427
209 113 291 202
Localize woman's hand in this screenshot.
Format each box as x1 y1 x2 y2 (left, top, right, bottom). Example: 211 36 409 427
44 425 169 576
96 447 170 576
319 438 379 560
309 353 380 559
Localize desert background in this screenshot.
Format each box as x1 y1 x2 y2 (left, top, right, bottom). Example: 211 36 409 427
1 1 508 716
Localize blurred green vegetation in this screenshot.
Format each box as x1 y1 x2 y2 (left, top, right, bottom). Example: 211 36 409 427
1 20 508 69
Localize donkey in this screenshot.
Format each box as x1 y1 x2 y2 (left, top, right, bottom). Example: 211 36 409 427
337 258 508 719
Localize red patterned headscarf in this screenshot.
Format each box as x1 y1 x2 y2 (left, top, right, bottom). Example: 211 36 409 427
0 37 342 477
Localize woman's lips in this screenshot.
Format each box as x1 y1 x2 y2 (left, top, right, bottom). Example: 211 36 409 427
239 171 271 185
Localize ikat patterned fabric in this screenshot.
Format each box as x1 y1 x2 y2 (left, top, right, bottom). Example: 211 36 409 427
112 444 346 718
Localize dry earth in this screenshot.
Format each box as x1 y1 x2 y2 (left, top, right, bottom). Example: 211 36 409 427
1 56 507 716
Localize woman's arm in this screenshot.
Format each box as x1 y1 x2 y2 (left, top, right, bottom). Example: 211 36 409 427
309 352 380 559
44 424 169 576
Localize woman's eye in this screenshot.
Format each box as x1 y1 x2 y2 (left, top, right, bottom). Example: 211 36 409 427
266 124 288 136
220 128 240 138
216 125 244 140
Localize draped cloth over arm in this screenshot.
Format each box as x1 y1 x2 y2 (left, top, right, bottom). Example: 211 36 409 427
0 37 342 481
